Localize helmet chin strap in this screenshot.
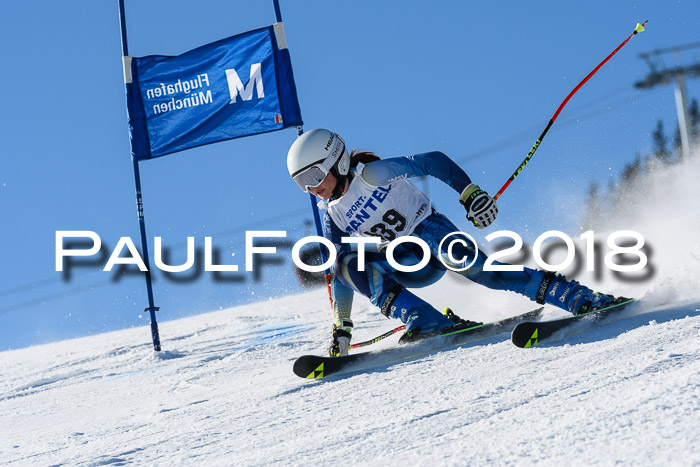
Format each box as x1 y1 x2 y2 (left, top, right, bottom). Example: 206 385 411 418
331 169 350 199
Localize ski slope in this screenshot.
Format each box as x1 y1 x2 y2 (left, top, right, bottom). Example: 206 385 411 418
1 288 698 465
3 146 700 466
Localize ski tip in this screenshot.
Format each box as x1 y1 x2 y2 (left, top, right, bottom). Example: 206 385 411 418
292 356 326 379
511 322 539 349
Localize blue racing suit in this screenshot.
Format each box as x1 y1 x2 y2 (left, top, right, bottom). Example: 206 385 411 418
320 151 596 332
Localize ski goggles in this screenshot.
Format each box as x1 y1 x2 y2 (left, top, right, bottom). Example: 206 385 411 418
292 135 346 192
292 163 331 192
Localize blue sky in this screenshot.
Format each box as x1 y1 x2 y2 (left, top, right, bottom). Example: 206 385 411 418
2 0 699 351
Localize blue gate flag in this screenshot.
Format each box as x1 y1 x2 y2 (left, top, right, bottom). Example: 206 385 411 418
124 24 303 160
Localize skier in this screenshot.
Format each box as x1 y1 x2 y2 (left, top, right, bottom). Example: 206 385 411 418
287 129 620 357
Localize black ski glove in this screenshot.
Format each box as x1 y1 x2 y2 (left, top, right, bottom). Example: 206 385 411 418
459 183 498 229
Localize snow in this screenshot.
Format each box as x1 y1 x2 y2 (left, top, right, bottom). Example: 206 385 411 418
3 145 700 466
1 288 698 465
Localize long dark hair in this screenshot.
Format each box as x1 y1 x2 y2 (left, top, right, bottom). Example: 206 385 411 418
349 149 380 168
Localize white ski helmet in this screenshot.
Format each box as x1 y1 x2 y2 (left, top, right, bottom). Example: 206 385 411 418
287 129 350 193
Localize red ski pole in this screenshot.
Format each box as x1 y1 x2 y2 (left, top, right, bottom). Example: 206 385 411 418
494 21 648 201
350 324 406 350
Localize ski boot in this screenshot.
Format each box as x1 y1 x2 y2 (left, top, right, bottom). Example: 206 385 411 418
535 272 625 315
398 308 483 344
377 284 455 344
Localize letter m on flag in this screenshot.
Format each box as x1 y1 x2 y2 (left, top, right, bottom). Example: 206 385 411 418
226 64 265 103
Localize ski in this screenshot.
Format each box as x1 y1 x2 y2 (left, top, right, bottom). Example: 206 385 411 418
293 307 543 379
511 298 636 348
